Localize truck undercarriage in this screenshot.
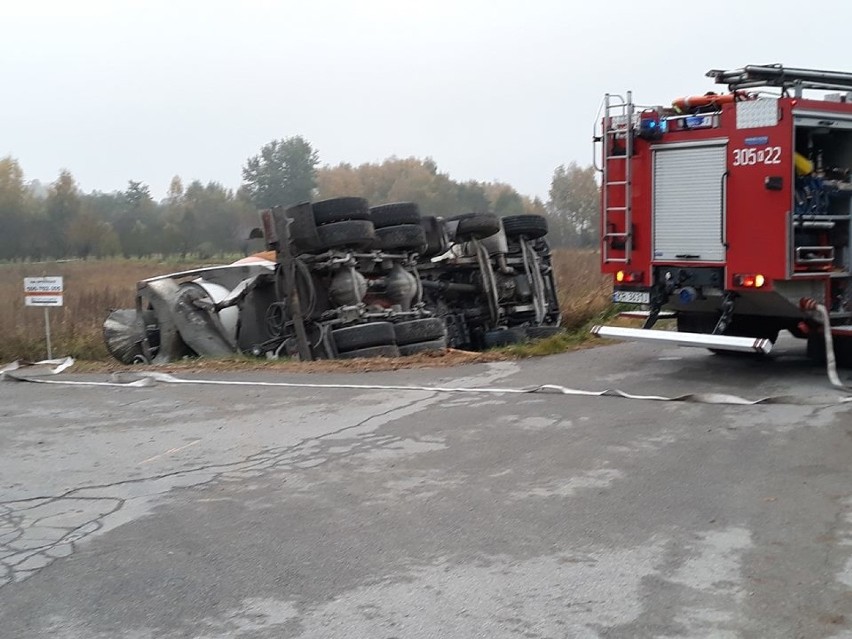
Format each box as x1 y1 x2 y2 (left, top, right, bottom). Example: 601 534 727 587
103 199 561 363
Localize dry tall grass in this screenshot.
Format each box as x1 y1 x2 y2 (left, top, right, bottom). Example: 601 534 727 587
0 250 612 362
0 259 209 361
551 248 613 329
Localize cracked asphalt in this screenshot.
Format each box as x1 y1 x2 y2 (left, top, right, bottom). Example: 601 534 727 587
1 337 852 638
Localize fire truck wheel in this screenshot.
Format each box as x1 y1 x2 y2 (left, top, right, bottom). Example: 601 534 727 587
399 337 448 356
676 312 717 334
711 326 778 356
375 224 427 251
806 333 829 364
369 202 421 228
678 313 778 355
332 321 397 352
502 214 549 240
808 334 852 367
316 220 376 250
312 197 371 225
420 216 449 257
393 318 446 345
338 344 401 359
726 317 779 343
837 336 852 368
450 213 501 241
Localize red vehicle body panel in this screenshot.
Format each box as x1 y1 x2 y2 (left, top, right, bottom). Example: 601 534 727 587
601 95 852 306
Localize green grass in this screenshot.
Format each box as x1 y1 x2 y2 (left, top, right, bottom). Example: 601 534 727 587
495 306 621 358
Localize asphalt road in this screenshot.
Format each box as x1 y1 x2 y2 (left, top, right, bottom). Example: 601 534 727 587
1 337 852 638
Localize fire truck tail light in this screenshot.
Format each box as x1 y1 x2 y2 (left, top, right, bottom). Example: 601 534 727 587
733 273 766 288
616 270 643 283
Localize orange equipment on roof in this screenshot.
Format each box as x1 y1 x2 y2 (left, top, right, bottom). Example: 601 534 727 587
671 92 742 112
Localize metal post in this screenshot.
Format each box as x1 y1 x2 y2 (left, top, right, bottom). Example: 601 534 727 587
44 307 53 360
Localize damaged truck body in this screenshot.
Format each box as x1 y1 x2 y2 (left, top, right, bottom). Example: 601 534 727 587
103 198 561 363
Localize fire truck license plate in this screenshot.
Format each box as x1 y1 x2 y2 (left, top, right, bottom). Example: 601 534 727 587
613 290 650 304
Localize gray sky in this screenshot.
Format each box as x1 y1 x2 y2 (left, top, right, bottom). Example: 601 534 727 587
3 0 852 201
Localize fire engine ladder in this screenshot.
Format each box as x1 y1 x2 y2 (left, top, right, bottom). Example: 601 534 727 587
601 92 634 265
708 64 852 95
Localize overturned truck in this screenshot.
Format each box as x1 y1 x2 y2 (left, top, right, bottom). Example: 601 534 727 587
103 198 561 364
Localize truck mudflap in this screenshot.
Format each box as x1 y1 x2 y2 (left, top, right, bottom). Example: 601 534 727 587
590 325 773 355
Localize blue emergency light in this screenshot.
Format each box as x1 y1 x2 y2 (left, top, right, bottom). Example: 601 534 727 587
638 112 666 139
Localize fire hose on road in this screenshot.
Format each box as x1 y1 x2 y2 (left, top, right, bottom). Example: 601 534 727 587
2 326 850 407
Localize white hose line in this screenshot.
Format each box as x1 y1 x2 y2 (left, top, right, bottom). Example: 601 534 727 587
817 304 848 391
2 357 850 406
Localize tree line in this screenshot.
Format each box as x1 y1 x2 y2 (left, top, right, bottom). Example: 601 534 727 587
0 136 599 261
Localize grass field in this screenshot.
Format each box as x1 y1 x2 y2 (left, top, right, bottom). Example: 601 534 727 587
0 250 613 363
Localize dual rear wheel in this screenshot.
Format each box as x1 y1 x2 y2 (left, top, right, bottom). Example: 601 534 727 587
330 318 448 359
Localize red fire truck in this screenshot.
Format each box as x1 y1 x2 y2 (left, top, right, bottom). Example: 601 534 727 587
593 64 852 363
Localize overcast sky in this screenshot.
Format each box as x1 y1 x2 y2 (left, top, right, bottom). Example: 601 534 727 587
3 0 852 201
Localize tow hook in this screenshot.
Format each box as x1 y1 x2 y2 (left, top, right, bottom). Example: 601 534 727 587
713 291 738 335
643 283 671 329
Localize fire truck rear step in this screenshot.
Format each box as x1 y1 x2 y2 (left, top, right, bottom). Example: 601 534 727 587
590 325 773 354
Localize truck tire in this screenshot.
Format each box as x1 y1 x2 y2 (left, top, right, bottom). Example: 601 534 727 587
726 317 779 344
399 337 447 356
393 318 446 345
807 333 826 362
312 197 371 225
525 325 563 340
837 335 852 368
283 202 322 253
316 220 376 250
375 224 427 251
807 333 852 367
483 327 526 348
679 313 777 356
369 202 421 228
451 213 501 241
502 214 548 240
676 312 717 334
338 344 401 359
420 216 448 257
332 321 396 352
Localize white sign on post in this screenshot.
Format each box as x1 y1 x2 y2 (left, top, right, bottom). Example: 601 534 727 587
25 276 63 359
24 276 64 307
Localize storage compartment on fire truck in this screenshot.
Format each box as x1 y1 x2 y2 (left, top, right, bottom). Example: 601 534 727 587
793 115 852 314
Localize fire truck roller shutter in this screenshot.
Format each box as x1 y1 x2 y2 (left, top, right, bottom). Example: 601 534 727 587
653 142 728 262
